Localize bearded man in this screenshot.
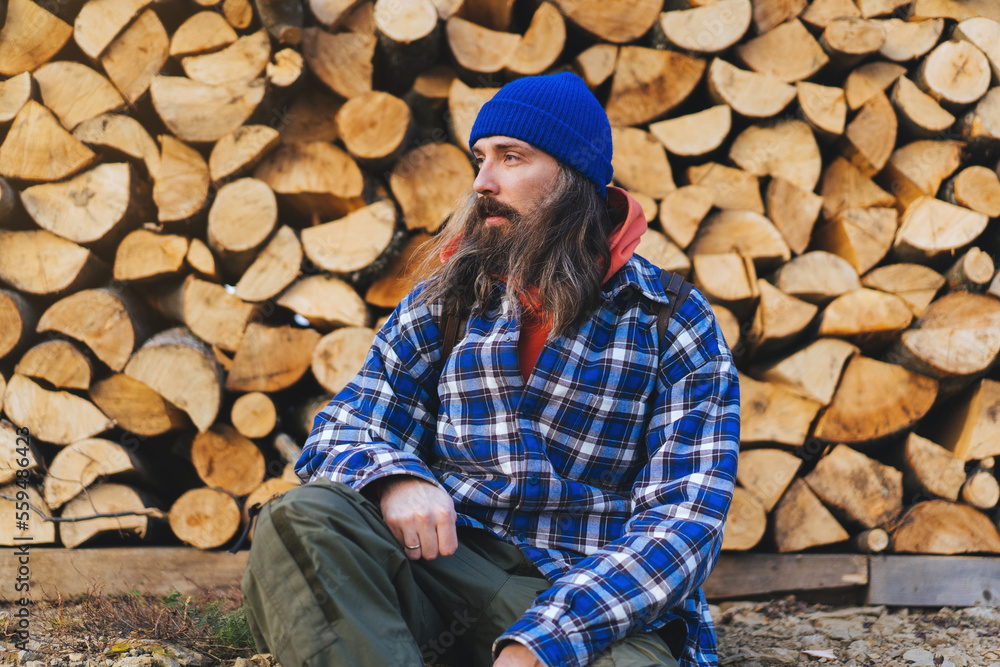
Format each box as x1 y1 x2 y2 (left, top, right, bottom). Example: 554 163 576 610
241 72 740 667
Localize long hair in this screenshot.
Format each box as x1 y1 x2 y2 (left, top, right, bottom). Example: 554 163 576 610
415 165 617 338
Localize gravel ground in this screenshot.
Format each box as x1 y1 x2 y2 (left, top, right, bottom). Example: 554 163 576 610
2 596 1000 666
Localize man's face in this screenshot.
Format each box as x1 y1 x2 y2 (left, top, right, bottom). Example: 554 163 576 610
470 136 561 227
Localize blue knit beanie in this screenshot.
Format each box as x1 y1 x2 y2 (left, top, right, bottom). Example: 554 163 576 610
468 72 613 198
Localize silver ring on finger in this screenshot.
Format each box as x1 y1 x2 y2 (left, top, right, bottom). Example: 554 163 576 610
405 543 420 549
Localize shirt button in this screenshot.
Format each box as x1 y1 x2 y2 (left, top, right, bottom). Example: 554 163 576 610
527 475 539 486
517 532 526 542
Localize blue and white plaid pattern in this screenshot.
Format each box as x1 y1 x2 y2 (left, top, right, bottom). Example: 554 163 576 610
298 254 740 667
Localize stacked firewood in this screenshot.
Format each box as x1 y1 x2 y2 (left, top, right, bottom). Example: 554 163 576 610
2 0 1000 556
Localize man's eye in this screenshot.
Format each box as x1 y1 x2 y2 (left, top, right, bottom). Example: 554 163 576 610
504 154 518 162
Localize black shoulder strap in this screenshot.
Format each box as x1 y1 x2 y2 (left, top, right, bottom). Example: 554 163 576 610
441 310 466 362
656 269 693 343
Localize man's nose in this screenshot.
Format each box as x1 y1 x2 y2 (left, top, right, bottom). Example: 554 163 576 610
473 160 497 196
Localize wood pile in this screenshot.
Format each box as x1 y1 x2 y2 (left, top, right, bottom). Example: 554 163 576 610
2 0 1000 557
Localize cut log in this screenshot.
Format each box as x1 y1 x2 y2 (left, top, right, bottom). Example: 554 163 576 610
890 76 956 139
73 114 161 179
156 274 260 352
207 178 278 277
820 18 886 67
113 229 189 283
302 200 396 273
751 0 807 34
706 58 796 118
820 157 896 220
73 0 150 59
209 126 280 184
658 0 751 54
191 424 265 496
276 275 369 330
549 0 660 43
373 0 439 93
881 140 963 213
878 18 943 62
254 0 303 44
687 163 763 214
447 79 498 153
962 470 999 510
226 323 321 392
736 448 801 512
390 143 472 234
854 529 890 553
154 135 210 224
185 238 219 281
33 61 123 131
772 478 850 553
3 374 113 445
657 186 714 250
766 178 823 256
21 163 148 252
0 0 72 76
736 19 827 83
841 91 896 177
960 86 1000 144
858 0 909 17
267 48 305 88
44 438 143 509
954 17 1000 80
38 288 146 372
650 105 731 160
234 225 303 302
610 127 675 198
605 47 705 126
812 207 897 275
181 28 271 86
336 91 412 167
796 81 847 137
918 40 991 108
935 379 1000 461
573 44 618 89
223 0 254 30
738 372 822 447
365 232 434 308
751 338 858 406
944 247 994 293
892 500 1000 554
1 419 41 484
805 444 903 529
0 101 96 182
454 0 514 30
253 142 365 219
312 326 376 395
89 373 189 437
15 340 91 390
688 210 790 271
889 292 1000 397
244 478 298 529
944 166 1000 217
893 197 988 263
775 250 861 305
100 8 168 104
0 288 36 362
691 253 758 318
712 305 741 355
729 119 821 192
124 327 222 432
720 487 767 551
405 64 455 132
633 193 658 227
169 11 237 57
862 263 944 317
813 356 938 444
301 27 375 99
150 76 266 144
844 60 905 110
0 72 32 125
0 229 106 296
903 433 966 502
308 0 364 29
231 392 277 439
506 2 564 77
748 280 818 356
908 0 1000 23
800 0 860 30
0 483 56 546
634 230 691 278
169 487 241 549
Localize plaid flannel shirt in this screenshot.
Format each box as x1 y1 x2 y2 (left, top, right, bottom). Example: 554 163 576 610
298 253 740 667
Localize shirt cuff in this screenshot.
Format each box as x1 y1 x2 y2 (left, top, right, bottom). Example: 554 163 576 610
494 613 582 667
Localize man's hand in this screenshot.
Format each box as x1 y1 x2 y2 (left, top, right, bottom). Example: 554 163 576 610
379 476 458 560
494 642 544 667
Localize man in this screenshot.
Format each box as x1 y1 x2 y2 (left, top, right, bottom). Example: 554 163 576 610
242 72 740 667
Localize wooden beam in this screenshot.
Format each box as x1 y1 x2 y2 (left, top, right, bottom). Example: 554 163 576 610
868 555 1000 607
703 553 868 599
0 548 247 601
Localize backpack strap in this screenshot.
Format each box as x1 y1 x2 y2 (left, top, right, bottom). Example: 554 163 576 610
440 310 466 362
656 269 693 344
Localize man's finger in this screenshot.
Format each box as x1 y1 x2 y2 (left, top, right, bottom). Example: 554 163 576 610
437 521 458 557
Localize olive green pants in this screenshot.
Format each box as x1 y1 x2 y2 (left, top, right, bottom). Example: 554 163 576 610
241 480 679 667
